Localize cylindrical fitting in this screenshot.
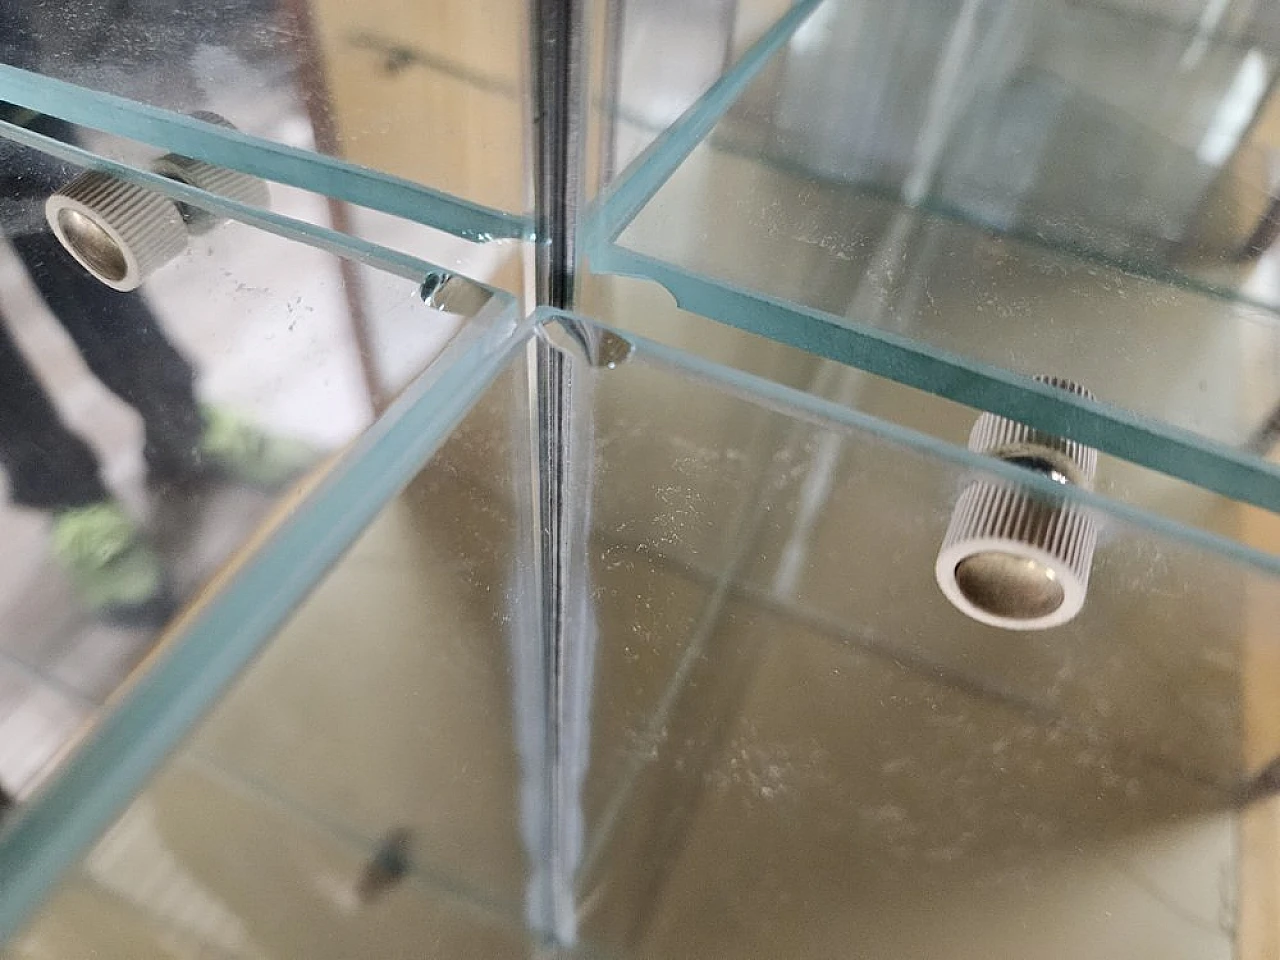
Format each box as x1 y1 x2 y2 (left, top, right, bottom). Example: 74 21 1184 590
935 378 1099 631
150 154 271 233
45 171 188 291
150 111 270 233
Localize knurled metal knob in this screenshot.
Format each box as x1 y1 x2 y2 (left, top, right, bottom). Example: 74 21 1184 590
935 378 1099 631
150 111 270 234
150 154 271 233
45 171 188 292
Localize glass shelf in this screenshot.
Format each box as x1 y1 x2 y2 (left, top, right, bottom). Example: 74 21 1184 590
2 2 1280 957
577 271 1270 559
584 0 1280 515
0 0 529 243
0 117 518 804
2 311 1275 958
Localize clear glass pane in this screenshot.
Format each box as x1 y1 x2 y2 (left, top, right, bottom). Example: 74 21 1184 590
0 121 513 804
573 323 1273 958
593 0 796 193
6 342 550 953
589 0 1280 508
605 0 1280 299
187 357 535 913
17 801 537 960
0 0 530 222
8 314 1276 957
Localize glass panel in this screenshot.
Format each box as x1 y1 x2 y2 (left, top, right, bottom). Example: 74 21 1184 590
17 788 537 960
759 0 1280 274
593 0 796 194
0 301 524 940
600 0 1280 301
0 0 531 230
572 320 1274 958
0 120 516 807
577 271 1267 554
186 358 536 913
3 338 549 951
7 314 1276 957
587 0 1280 512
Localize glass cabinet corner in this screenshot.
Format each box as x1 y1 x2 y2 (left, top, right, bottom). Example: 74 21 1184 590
0 1 1279 959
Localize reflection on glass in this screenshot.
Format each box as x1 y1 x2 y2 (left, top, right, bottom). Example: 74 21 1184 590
9 316 1274 959
0 119 482 807
0 0 528 215
607 0 1280 480
733 0 1280 280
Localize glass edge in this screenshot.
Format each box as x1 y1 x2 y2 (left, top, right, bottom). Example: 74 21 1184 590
537 306 1280 575
0 298 533 943
583 243 1280 518
0 63 529 243
0 116 518 307
582 0 824 247
584 0 1280 322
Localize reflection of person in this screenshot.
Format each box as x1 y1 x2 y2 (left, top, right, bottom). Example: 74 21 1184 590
0 107 315 624
1 0 313 625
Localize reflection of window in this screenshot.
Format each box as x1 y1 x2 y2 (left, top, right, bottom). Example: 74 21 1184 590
1198 48 1270 166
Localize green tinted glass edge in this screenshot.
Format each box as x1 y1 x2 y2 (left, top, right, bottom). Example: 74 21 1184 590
539 307 1280 573
586 246 1280 515
0 116 515 299
0 63 529 242
0 298 530 942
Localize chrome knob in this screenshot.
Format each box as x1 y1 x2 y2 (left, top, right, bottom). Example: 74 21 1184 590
420 273 493 315
45 112 270 289
150 113 270 234
45 171 188 291
935 378 1099 631
150 153 271 234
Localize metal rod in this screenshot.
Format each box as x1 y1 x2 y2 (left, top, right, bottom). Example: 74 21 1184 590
531 0 587 307
524 2 591 947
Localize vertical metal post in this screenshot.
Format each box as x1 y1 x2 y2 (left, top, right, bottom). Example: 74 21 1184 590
530 0 587 309
523 0 589 951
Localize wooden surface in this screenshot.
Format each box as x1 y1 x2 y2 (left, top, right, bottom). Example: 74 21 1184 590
303 0 528 214
1241 486 1280 960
